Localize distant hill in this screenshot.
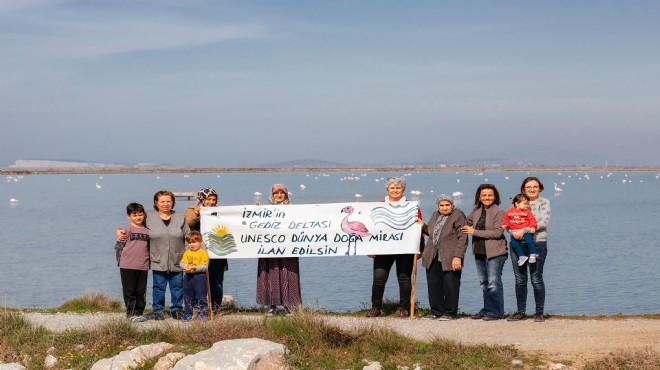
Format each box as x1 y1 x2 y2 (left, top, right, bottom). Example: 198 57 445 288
254 159 348 168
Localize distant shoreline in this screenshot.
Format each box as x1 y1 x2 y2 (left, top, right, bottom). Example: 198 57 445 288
2 165 660 175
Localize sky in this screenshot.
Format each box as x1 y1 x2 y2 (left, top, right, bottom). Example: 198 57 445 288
1 0 659 167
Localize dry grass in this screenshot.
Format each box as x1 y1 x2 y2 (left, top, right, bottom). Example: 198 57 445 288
583 347 660 370
57 291 121 312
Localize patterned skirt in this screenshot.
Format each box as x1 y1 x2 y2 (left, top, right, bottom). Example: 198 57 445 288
256 257 302 306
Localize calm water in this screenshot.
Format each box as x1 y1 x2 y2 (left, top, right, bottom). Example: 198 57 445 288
1 171 658 315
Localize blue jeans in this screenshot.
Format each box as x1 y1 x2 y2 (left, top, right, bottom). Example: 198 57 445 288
511 241 547 314
474 253 508 318
510 233 537 257
152 271 183 314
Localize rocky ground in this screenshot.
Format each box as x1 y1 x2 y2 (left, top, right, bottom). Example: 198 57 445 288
21 312 660 366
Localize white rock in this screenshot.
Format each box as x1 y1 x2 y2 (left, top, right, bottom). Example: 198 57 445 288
173 338 287 370
153 352 186 370
91 342 174 370
363 361 384 370
550 364 568 370
0 364 27 370
44 354 58 368
511 359 523 365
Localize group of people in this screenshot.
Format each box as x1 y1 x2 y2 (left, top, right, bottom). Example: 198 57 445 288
114 176 549 322
414 176 550 322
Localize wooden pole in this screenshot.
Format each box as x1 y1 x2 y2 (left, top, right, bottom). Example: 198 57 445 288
410 253 419 320
206 269 213 320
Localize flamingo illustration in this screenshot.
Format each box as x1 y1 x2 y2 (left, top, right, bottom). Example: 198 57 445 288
340 206 370 255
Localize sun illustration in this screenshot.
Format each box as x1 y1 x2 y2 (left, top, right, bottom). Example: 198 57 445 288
212 225 230 237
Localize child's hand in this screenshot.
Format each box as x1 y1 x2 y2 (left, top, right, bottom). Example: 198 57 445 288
530 227 536 234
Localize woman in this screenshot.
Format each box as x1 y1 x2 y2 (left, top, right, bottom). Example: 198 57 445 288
420 194 468 320
255 183 301 316
367 176 420 318
507 177 550 322
117 190 190 320
461 184 508 321
185 187 228 315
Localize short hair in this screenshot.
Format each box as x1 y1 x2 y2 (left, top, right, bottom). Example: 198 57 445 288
473 184 501 207
126 202 145 215
385 176 406 190
153 190 175 211
512 193 530 206
186 231 203 244
521 177 544 193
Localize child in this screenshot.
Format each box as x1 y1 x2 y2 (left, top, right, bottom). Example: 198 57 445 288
117 203 150 322
503 194 538 266
180 231 210 321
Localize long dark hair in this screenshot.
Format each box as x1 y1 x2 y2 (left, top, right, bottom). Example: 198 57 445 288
473 184 501 207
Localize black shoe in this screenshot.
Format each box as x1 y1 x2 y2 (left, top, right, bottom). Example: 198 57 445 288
470 313 484 320
438 315 457 321
482 315 501 321
507 312 526 321
170 310 183 320
150 312 165 321
423 314 439 320
534 313 545 322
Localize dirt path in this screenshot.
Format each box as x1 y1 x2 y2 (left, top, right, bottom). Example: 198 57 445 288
21 312 660 364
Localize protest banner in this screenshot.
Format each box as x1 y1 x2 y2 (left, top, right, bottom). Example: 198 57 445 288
200 201 422 258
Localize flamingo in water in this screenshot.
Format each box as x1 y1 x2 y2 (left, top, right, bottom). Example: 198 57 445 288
340 206 370 255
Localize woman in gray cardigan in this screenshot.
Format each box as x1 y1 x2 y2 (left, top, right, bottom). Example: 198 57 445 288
462 184 508 320
420 194 468 320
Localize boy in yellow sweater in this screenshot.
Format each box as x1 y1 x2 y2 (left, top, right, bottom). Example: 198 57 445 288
180 231 209 321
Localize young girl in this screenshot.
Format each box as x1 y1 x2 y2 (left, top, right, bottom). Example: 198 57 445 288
503 194 538 266
255 183 302 316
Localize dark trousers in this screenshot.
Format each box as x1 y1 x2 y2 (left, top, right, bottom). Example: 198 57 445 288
183 272 208 315
119 268 148 316
208 259 226 312
426 258 462 317
371 254 413 309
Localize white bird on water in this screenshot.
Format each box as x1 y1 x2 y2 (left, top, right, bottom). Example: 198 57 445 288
10 198 18 205
95 182 102 189
300 184 306 190
553 183 563 192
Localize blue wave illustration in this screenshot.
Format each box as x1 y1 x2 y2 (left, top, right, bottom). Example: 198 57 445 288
370 204 419 230
204 232 238 256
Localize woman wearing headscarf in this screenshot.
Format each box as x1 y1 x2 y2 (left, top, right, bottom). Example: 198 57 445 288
185 187 228 315
255 183 301 316
461 184 508 321
420 194 468 320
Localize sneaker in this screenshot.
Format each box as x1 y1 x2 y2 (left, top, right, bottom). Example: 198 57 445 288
470 313 484 320
482 315 500 321
366 307 381 317
517 255 529 267
534 313 545 322
283 306 292 316
438 315 456 321
529 254 537 263
130 315 147 323
507 312 526 321
398 308 409 318
266 305 277 317
170 310 183 320
181 313 193 321
423 314 439 320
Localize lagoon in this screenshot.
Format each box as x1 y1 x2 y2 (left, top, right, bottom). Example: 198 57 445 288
1 171 658 315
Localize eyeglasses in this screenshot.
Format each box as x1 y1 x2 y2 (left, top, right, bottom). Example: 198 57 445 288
524 186 540 189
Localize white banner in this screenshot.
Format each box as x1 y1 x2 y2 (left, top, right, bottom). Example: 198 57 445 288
200 201 422 258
